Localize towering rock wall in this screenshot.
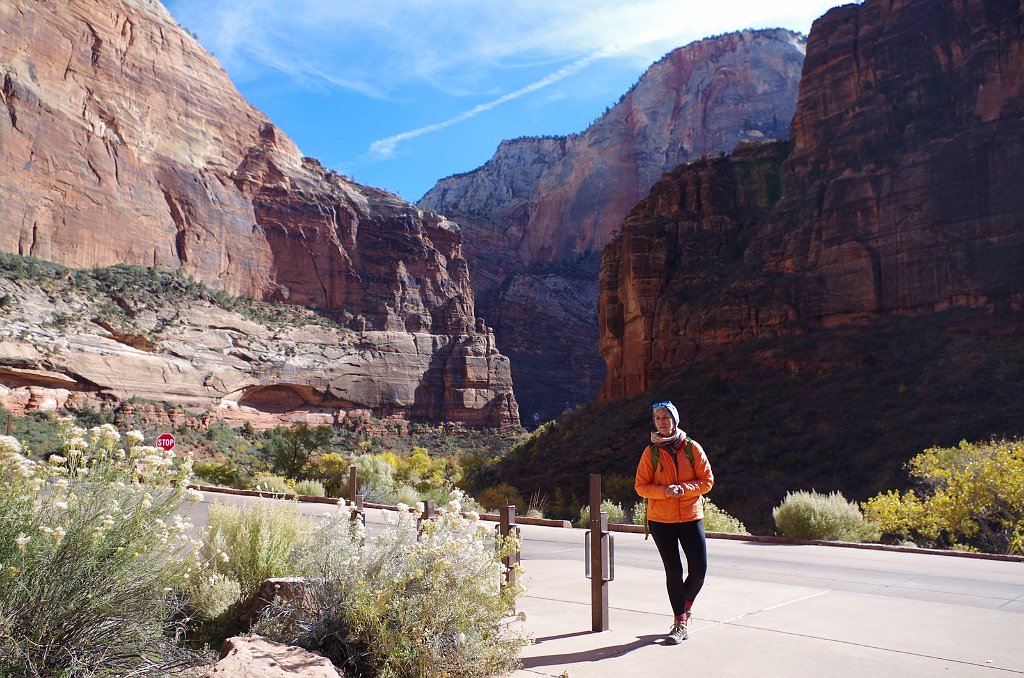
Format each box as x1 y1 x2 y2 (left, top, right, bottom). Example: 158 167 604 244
599 0 1024 400
0 0 518 426
420 29 806 424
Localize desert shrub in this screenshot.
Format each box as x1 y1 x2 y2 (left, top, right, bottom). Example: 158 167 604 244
186 572 242 621
384 446 461 492
198 501 312 599
307 451 351 497
863 438 1024 554
630 502 646 526
0 420 204 676
476 483 525 513
577 500 627 527
773 490 880 542
703 499 749 534
293 479 327 497
253 472 293 495
391 483 421 506
352 454 396 501
193 461 246 488
258 491 529 678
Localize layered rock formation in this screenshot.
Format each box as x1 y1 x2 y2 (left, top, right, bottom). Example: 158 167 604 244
0 0 517 426
420 29 805 424
600 0 1024 399
0 264 517 427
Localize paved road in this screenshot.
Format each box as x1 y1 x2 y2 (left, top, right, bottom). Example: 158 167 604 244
184 490 1024 677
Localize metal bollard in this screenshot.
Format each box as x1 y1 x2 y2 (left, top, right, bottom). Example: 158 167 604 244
586 473 613 631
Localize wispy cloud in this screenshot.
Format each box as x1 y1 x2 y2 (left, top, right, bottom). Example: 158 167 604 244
165 0 843 160
368 53 603 159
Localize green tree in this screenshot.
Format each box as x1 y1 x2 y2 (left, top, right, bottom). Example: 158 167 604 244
863 438 1024 554
263 424 335 480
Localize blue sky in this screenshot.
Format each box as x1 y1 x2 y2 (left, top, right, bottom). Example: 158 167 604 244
163 0 847 203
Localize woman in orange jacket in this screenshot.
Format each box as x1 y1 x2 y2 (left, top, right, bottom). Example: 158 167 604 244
635 400 714 644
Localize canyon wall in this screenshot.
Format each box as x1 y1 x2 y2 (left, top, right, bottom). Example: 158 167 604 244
420 29 806 424
599 0 1024 400
0 0 518 426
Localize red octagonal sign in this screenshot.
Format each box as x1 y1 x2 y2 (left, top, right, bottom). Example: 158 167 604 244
155 433 176 452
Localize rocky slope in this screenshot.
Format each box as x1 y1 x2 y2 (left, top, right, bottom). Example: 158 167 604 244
0 0 517 426
0 260 516 427
420 29 805 424
586 0 1024 522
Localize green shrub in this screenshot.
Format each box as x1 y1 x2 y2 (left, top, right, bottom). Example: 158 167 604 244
253 472 293 495
293 479 327 497
703 499 749 534
773 490 880 542
630 502 646 526
391 483 421 506
258 490 529 677
0 420 204 676
186 572 242 621
352 454 396 502
307 451 351 497
577 500 627 527
194 461 245 488
198 501 312 598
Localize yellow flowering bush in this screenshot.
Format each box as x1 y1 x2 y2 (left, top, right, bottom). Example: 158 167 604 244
258 489 529 678
863 438 1024 554
0 418 204 676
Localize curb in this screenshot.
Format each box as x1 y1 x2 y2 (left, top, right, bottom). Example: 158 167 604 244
188 484 1024 564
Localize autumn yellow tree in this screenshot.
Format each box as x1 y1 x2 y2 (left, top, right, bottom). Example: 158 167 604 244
863 438 1024 554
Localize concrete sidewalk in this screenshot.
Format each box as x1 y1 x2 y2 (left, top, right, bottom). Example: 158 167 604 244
509 556 1024 678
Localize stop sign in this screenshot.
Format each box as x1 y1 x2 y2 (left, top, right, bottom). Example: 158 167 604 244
155 433 175 452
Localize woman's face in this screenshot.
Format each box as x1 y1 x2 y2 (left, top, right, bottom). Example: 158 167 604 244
654 408 676 436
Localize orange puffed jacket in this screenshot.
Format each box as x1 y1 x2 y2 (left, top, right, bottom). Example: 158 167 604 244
634 438 714 523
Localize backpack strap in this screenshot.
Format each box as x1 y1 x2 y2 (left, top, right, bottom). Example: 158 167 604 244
644 439 696 540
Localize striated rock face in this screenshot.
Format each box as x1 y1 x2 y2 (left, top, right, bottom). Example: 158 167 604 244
0 0 518 426
599 142 791 399
0 267 517 428
600 0 1024 397
420 29 805 423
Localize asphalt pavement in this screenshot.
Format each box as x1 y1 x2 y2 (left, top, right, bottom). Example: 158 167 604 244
508 525 1024 678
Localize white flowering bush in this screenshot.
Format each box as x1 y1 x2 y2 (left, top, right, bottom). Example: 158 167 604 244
258 489 529 678
0 418 204 676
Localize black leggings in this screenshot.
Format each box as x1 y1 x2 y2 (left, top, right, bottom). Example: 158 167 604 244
648 519 707 616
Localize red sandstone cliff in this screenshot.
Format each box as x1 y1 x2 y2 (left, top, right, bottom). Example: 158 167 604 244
419 29 806 424
600 0 1024 398
0 0 518 426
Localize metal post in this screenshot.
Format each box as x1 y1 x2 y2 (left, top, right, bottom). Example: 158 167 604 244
498 505 520 602
348 465 357 504
589 473 609 631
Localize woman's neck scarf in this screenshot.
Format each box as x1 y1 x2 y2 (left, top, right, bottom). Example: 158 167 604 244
650 427 686 448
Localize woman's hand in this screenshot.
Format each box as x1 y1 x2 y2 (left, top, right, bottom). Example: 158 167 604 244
664 484 683 497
